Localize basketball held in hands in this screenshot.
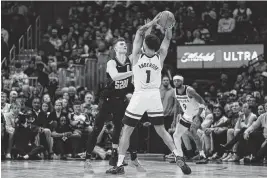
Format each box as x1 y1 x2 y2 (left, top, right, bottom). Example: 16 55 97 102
157 11 176 30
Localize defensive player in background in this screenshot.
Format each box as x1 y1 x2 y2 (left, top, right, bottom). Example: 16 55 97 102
84 38 142 173
108 13 192 175
172 75 207 162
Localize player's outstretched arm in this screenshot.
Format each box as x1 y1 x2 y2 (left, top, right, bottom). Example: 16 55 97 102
159 27 173 67
106 60 133 81
187 87 206 117
132 13 161 65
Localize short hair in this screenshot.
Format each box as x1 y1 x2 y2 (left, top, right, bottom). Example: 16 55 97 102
162 75 170 80
32 97 41 102
55 100 62 106
144 34 160 51
113 37 126 47
15 62 22 69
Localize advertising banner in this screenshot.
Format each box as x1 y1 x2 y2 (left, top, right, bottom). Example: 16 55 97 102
177 44 264 69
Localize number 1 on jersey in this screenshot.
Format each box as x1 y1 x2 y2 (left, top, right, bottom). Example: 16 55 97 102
146 70 151 83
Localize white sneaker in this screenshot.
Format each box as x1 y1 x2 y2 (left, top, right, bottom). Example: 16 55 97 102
199 151 206 159
84 159 94 174
223 153 232 162
129 159 146 172
6 153 11 159
221 153 228 160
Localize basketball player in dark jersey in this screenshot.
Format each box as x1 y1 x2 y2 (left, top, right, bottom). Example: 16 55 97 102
84 38 144 173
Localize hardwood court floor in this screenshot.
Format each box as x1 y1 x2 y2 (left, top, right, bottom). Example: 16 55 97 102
1 160 267 178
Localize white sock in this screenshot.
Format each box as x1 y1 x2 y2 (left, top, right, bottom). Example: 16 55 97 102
112 144 118 149
24 155 29 159
199 150 206 158
172 149 179 157
117 155 125 167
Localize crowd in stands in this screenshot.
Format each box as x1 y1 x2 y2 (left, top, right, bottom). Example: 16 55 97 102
1 1 267 164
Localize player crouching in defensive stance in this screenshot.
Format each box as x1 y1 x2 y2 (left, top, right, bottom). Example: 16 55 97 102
172 75 207 164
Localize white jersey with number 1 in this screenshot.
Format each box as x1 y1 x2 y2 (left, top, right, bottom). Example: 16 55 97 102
125 52 164 121
132 53 162 92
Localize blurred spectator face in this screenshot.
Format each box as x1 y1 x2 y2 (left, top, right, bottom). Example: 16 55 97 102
114 40 127 54
84 93 93 105
61 34 67 43
69 26 74 33
162 76 170 87
15 64 22 73
63 92 70 100
192 82 198 89
51 29 58 38
56 18 63 26
254 80 261 89
237 75 243 82
91 108 98 118
42 102 49 113
83 31 89 39
258 105 265 115
43 94 51 103
248 97 256 107
64 42 70 50
224 11 230 19
74 23 79 30
245 83 253 93
124 32 130 40
59 116 67 126
33 87 40 96
229 93 237 102
242 103 250 115
32 98 41 111
86 6 92 14
1 92 7 105
10 91 18 103
73 104 81 114
62 99 68 108
55 101 62 112
11 104 21 115
264 96 267 103
68 87 76 97
213 106 223 118
186 31 192 38
253 91 261 100
265 103 267 112
193 30 201 39
232 102 240 114
173 79 183 89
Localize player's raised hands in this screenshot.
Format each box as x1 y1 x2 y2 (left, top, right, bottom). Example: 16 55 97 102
144 18 151 25
152 12 162 24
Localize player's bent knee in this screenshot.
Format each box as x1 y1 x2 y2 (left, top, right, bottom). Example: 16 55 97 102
149 116 164 126
122 115 139 127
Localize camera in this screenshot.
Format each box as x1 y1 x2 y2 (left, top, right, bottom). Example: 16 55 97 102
106 123 113 131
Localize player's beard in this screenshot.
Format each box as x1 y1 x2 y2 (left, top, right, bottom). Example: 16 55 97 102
175 84 182 89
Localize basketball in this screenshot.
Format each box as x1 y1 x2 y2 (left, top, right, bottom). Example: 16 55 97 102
157 11 176 29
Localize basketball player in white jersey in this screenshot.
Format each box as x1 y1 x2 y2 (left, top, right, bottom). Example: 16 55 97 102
108 13 191 175
172 75 207 163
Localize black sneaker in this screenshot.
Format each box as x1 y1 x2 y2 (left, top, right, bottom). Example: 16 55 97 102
176 156 192 175
106 165 125 175
109 151 118 166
